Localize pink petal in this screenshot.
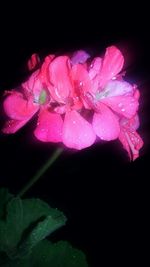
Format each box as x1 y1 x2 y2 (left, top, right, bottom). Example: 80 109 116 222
118 129 132 160
98 46 124 88
48 56 73 103
104 80 134 97
127 130 143 160
3 91 39 120
92 103 120 140
70 64 92 109
23 70 43 101
119 128 143 161
27 53 40 71
2 118 33 134
120 115 140 131
62 110 96 149
101 95 139 118
71 63 91 94
89 57 102 80
39 55 55 85
34 109 63 142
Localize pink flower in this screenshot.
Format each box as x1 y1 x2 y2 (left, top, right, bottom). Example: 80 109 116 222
2 55 63 143
2 54 96 149
81 46 139 141
2 46 143 159
34 55 96 149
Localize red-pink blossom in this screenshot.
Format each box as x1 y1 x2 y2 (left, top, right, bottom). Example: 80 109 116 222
2 54 96 149
2 46 143 159
2 55 63 143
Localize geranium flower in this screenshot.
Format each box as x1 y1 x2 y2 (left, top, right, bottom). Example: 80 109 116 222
2 55 63 143
80 46 139 141
34 55 96 149
2 46 143 158
2 54 96 149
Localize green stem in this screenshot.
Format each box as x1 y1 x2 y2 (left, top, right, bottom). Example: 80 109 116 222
18 147 63 197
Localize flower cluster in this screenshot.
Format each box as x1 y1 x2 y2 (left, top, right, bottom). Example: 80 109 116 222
2 46 143 160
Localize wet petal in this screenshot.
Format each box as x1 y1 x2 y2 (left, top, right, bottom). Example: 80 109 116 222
71 63 91 94
89 57 102 80
2 118 33 134
39 55 55 85
118 129 132 160
119 128 143 161
34 109 63 142
3 91 39 120
120 114 140 131
62 110 96 149
93 103 120 140
22 70 42 100
103 80 134 97
49 56 72 102
98 46 124 88
27 53 40 71
101 95 139 118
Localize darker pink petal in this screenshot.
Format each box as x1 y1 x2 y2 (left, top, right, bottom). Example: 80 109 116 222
22 70 43 101
27 53 40 71
3 91 39 120
92 103 120 140
48 56 73 102
89 57 102 80
119 115 143 160
101 95 139 118
71 63 91 95
34 109 63 142
120 115 140 131
119 128 143 161
62 110 96 149
98 46 124 88
118 129 132 159
39 55 55 85
2 118 33 134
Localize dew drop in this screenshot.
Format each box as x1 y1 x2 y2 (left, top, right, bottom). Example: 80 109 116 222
118 103 123 108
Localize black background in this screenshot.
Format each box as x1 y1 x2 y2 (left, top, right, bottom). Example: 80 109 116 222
0 2 150 266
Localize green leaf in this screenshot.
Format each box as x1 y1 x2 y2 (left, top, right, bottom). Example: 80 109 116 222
0 188 12 219
30 240 88 267
18 211 66 257
0 196 66 258
0 240 88 267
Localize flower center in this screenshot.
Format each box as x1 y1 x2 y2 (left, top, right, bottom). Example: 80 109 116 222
39 89 49 105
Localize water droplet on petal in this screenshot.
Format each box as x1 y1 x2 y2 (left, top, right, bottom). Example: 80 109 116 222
118 103 123 108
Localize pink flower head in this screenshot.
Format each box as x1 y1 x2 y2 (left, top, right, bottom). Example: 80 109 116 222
2 53 96 149
2 46 143 159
